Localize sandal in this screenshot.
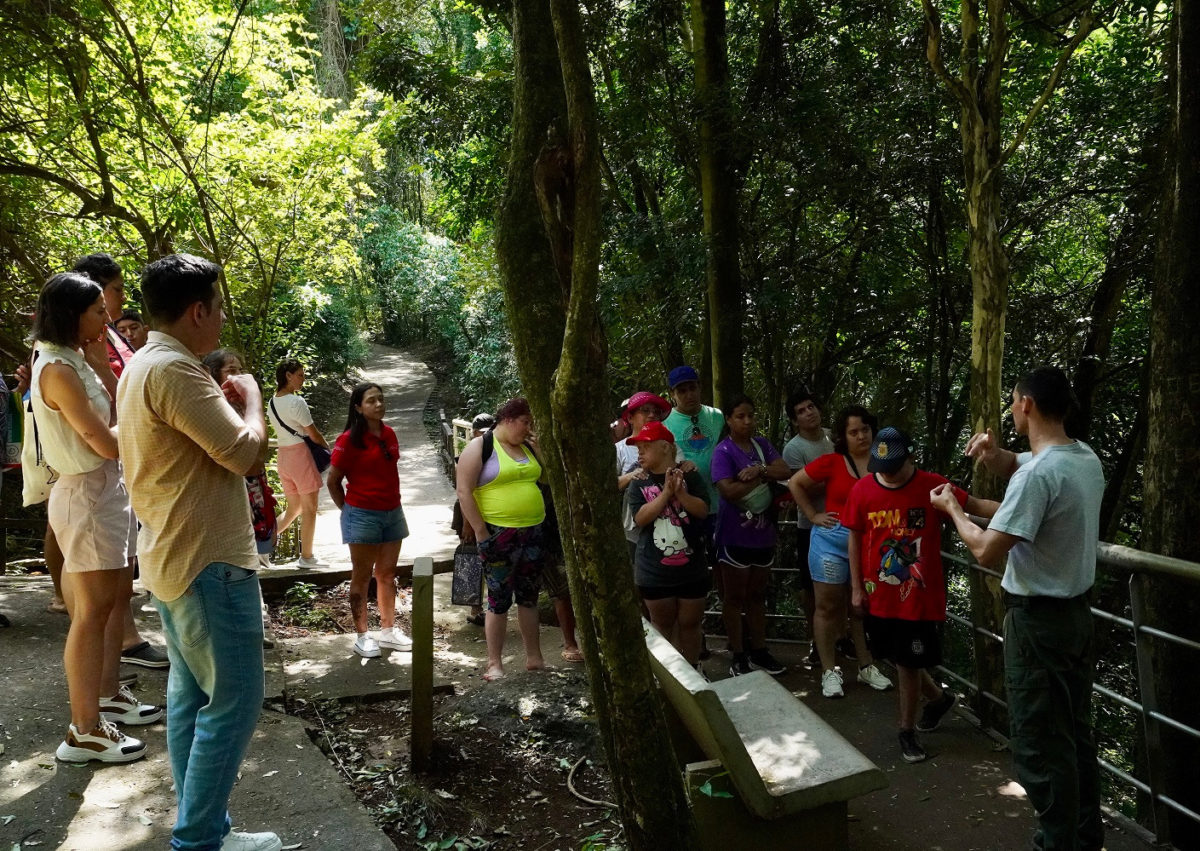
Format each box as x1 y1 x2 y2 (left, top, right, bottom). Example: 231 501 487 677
561 648 584 664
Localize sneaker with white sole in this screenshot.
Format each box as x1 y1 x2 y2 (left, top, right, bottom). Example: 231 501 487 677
296 556 327 568
378 627 413 651
353 635 380 658
120 640 170 668
100 686 163 725
220 830 283 851
898 728 928 763
748 648 786 676
821 668 844 698
857 663 894 691
56 720 146 764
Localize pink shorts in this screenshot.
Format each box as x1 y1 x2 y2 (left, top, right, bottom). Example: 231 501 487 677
48 459 131 572
277 442 323 495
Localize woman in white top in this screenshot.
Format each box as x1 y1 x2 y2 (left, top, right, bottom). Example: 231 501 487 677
267 359 329 566
31 273 160 765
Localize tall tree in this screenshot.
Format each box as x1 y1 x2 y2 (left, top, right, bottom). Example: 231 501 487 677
493 0 698 846
1142 0 1200 844
690 0 744 408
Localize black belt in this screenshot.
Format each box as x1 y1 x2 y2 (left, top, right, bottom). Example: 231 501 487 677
1003 591 1090 609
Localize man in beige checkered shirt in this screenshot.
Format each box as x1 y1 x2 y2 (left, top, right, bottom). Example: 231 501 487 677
117 254 281 851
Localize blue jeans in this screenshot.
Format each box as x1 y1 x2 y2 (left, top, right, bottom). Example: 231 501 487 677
154 563 265 851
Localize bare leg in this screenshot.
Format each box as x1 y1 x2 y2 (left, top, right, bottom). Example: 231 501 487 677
298 490 319 560
745 565 771 650
849 608 877 668
813 581 844 673
374 540 401 630
721 563 750 655
645 597 680 654
517 603 544 670
348 543 382 634
553 596 579 653
46 526 66 609
65 569 124 731
276 490 302 536
119 563 142 648
484 611 507 680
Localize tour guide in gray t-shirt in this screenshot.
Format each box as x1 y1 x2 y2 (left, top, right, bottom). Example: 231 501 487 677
932 366 1105 851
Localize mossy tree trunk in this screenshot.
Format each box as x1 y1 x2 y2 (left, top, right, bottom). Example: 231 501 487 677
1142 0 1200 843
690 0 743 410
923 0 1097 732
495 1 698 846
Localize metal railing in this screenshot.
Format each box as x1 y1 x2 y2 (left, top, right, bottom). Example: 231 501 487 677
703 514 1200 849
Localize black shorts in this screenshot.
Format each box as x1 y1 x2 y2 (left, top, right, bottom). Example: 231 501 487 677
865 615 944 669
638 573 712 602
716 545 775 569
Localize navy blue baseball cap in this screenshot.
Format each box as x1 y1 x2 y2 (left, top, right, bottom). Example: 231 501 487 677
668 365 700 388
868 427 914 474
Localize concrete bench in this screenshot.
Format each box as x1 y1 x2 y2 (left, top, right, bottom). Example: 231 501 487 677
644 623 887 849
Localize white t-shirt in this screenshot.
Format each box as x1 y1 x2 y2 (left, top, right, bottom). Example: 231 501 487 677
268 393 315 447
990 441 1104 598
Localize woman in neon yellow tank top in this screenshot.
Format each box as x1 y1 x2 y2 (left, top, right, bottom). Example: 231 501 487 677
455 397 547 681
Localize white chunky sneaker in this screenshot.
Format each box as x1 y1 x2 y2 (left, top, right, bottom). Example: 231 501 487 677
220 830 283 851
100 686 164 725
353 635 381 658
377 627 413 651
821 668 845 699
55 720 146 764
857 663 894 691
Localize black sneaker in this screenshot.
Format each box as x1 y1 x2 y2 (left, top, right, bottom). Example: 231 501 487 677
898 729 927 763
836 637 857 661
748 648 786 676
728 654 752 677
917 689 957 732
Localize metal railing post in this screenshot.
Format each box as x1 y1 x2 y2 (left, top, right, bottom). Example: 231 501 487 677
411 556 434 772
1129 572 1172 847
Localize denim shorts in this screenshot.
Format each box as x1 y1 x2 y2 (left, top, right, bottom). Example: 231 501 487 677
340 504 410 545
808 523 851 584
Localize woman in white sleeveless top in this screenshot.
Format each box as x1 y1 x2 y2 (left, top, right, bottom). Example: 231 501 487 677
31 273 160 765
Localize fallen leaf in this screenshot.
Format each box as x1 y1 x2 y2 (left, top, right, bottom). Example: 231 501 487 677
262 770 279 777
434 789 456 800
94 802 121 809
1 817 12 826
138 815 153 826
281 844 303 850
376 679 395 685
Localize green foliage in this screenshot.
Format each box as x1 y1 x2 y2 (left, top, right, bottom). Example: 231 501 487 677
281 581 338 629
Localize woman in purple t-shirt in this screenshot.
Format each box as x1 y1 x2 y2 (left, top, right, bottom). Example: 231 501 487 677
711 396 791 678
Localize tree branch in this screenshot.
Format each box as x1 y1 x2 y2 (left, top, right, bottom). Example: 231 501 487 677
922 0 978 114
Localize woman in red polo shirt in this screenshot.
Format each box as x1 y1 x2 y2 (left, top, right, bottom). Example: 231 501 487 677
327 382 412 659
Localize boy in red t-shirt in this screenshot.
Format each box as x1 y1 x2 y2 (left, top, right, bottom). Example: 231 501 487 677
842 427 998 763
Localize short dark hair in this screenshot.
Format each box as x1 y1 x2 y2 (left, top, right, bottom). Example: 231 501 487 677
1016 366 1075 422
785 389 816 423
118 309 144 324
495 396 532 423
72 253 122 286
202 348 240 383
832 405 878 455
722 394 756 419
141 253 220 325
275 359 302 391
31 273 104 348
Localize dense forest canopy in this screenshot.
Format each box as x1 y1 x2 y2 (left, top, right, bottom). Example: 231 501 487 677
0 0 1168 542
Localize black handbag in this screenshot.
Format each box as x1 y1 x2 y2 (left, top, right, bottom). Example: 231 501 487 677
451 542 483 606
270 397 331 473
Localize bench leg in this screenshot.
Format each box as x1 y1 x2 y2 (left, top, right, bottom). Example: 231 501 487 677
686 760 849 851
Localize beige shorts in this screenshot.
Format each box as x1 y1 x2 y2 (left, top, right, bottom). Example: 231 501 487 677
48 459 131 573
277 442 323 495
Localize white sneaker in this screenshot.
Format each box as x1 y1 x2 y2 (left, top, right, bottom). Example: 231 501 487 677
56 720 146 763
821 668 844 699
353 636 380 658
296 556 327 568
378 627 413 651
100 686 163 725
857 663 894 691
220 831 283 851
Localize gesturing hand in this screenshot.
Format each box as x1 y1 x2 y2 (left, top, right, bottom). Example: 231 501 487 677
965 428 999 463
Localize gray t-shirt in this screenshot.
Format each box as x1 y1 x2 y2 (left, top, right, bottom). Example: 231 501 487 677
782 430 834 530
989 441 1104 598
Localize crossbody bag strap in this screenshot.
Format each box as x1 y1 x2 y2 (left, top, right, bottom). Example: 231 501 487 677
269 397 303 438
26 350 45 466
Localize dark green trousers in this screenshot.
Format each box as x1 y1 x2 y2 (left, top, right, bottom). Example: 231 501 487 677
1004 594 1104 851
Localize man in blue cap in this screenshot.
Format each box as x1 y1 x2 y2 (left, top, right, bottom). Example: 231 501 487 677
663 366 724 517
